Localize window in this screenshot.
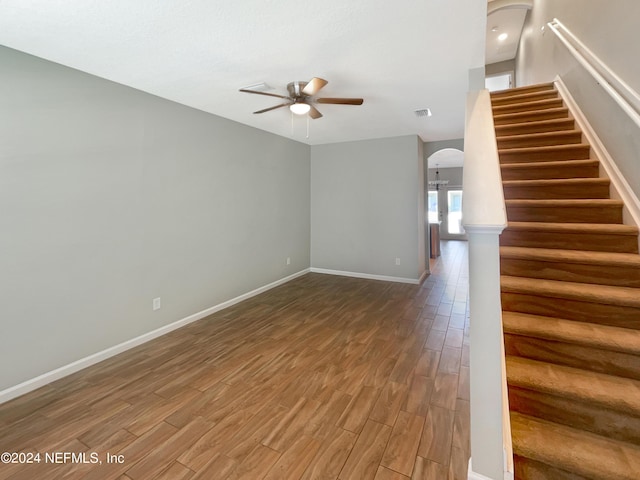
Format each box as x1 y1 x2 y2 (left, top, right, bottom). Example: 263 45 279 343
447 190 464 234
485 73 513 92
428 191 439 223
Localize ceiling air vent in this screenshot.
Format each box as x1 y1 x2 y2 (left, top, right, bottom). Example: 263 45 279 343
240 82 273 92
414 108 432 118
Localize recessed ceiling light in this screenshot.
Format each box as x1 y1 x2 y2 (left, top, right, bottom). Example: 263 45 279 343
491 26 499 32
498 33 508 41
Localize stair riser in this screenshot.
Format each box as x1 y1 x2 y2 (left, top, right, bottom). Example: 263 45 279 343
499 146 590 164
505 335 640 380
509 387 640 446
500 230 639 253
495 119 575 136
514 456 588 480
501 163 599 181
497 132 582 149
500 258 640 287
493 99 564 115
502 183 610 200
491 84 555 98
494 108 570 126
505 205 623 224
492 90 559 107
501 292 640 328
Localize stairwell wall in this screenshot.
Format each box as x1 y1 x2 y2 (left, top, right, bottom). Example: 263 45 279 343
516 0 640 200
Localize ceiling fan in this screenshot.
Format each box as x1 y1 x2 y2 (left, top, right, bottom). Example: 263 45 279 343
239 77 363 119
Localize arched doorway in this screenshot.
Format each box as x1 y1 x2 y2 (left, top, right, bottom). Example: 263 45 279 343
427 148 466 241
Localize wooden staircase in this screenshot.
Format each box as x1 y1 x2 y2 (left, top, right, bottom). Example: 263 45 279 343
491 83 640 479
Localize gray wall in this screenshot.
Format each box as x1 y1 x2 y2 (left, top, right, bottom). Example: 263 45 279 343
424 138 465 160
516 0 640 198
311 136 425 280
0 47 311 391
486 59 516 77
417 139 427 272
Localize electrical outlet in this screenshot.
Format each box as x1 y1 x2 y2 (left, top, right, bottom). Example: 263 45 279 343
286 257 291 265
395 258 401 265
153 297 161 311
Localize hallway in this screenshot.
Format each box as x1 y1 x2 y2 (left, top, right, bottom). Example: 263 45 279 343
0 241 470 480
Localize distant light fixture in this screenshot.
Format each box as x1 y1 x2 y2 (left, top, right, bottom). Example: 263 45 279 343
290 102 311 115
428 164 449 191
498 33 508 41
491 26 499 32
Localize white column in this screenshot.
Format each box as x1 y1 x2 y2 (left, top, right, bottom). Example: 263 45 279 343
466 229 507 480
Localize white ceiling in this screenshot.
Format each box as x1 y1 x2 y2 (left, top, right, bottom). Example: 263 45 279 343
485 6 528 65
0 0 487 146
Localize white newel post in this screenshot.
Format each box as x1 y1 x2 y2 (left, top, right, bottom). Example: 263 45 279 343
466 228 508 480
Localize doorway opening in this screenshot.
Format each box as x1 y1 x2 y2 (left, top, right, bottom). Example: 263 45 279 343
426 148 466 245
485 72 513 92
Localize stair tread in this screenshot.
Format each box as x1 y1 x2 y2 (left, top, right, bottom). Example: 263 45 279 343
502 178 609 187
500 246 640 267
492 90 558 103
491 82 555 97
501 275 640 307
511 412 640 480
493 106 569 123
500 159 598 169
503 311 640 355
506 221 638 234
498 143 590 154
505 198 623 206
495 118 574 132
493 98 563 111
496 129 582 141
506 356 640 414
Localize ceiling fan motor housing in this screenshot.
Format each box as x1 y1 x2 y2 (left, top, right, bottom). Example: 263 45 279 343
287 81 309 99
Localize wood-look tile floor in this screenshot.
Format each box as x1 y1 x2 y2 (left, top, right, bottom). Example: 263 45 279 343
0 241 470 480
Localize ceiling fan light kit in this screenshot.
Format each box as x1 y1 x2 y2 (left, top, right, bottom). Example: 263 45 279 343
290 101 311 115
239 77 363 120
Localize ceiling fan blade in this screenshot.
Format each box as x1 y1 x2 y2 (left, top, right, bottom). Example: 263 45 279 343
308 105 323 119
302 77 328 96
239 89 289 100
316 97 364 105
253 103 291 114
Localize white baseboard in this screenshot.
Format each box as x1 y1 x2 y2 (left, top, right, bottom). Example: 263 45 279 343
0 268 311 405
310 267 423 284
554 76 640 241
468 471 495 480
467 458 514 480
